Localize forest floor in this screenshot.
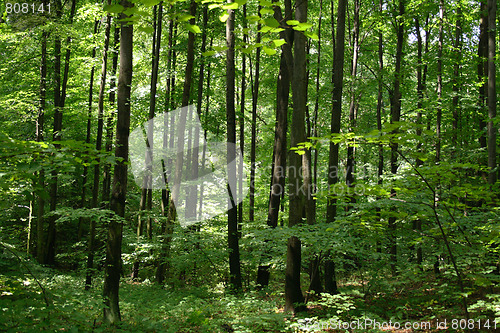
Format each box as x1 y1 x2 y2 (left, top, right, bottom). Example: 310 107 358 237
0 251 498 332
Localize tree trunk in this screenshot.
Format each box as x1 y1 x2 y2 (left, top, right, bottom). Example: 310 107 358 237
103 0 133 324
226 0 242 291
436 0 444 163
486 0 497 185
237 4 247 235
478 1 488 152
102 24 120 207
133 2 162 280
249 7 260 223
324 0 344 294
451 4 462 149
285 0 308 313
388 0 405 275
346 0 359 207
326 0 346 222
156 1 196 285
86 7 112 290
36 30 47 264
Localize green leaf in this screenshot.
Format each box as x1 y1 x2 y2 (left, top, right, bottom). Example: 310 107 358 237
246 15 261 23
304 31 319 40
263 17 280 28
293 22 313 31
259 8 273 15
103 4 124 14
202 50 216 57
186 24 202 34
137 26 154 34
272 39 286 47
262 46 276 55
178 14 195 22
219 12 230 22
208 3 221 9
223 2 239 10
235 0 247 5
286 20 299 25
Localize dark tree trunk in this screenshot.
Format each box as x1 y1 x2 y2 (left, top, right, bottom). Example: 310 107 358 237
103 0 133 324
436 0 444 163
324 0 344 293
388 0 405 276
79 19 100 240
486 0 496 185
133 2 162 280
36 30 47 264
237 4 247 234
285 0 308 313
102 24 120 207
326 0 346 222
249 7 260 223
346 0 359 207
156 1 196 285
478 1 488 152
226 0 242 291
186 4 208 221
86 7 112 290
451 4 462 149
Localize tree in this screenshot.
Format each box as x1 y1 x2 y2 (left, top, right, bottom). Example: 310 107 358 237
226 0 242 291
324 0 346 295
285 0 308 313
103 0 134 323
486 0 496 185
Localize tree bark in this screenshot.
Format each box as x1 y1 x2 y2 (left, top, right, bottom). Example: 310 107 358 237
249 7 260 223
486 0 497 185
102 24 120 207
103 0 133 323
36 29 47 264
326 0 346 222
226 0 242 291
388 0 405 275
285 0 308 313
156 1 196 285
86 7 112 290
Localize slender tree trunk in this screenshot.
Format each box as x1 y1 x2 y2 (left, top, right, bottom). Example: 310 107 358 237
36 30 47 264
79 20 100 240
133 2 162 280
186 4 208 221
375 0 385 257
103 0 133 324
160 13 174 229
226 0 242 291
388 0 405 275
249 8 260 223
326 0 346 222
451 4 462 149
486 0 497 185
156 1 196 285
102 25 120 206
478 1 488 152
436 0 444 163
307 0 323 296
346 0 360 206
86 7 112 290
45 0 76 265
324 0 343 295
237 5 247 235
285 0 308 313
414 16 427 267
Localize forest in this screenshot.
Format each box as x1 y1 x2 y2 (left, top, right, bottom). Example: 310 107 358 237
0 0 499 331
